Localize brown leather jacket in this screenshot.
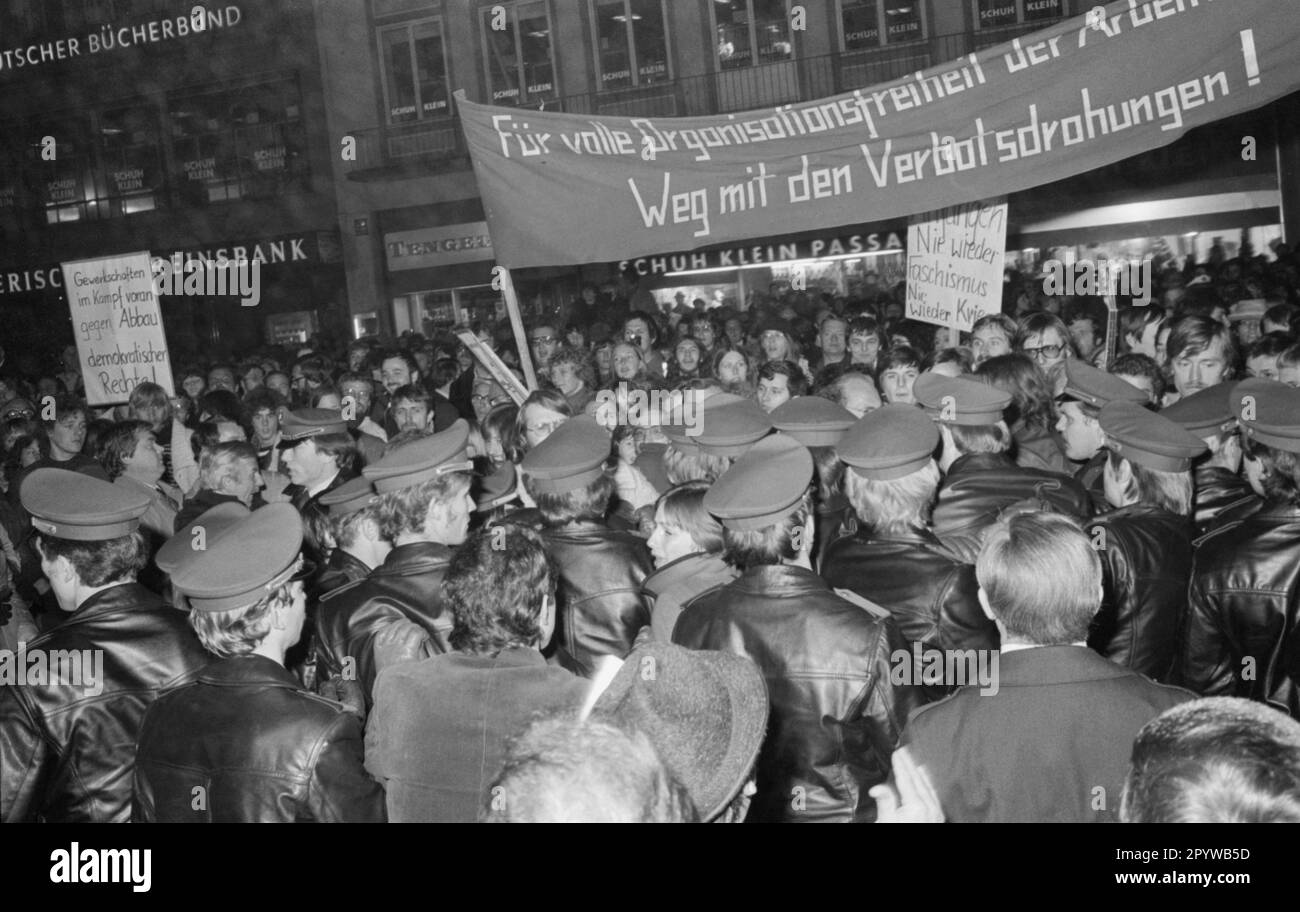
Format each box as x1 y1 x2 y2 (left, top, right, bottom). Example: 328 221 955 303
0 582 207 822
540 521 653 677
315 541 454 706
133 655 386 822
1178 503 1300 716
1085 504 1193 682
673 564 921 823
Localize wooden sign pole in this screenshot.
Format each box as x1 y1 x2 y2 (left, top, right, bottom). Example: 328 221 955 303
498 267 538 392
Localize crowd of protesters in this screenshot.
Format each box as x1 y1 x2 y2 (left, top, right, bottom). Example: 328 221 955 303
3 239 1300 823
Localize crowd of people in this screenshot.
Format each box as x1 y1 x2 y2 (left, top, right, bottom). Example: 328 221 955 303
3 244 1300 823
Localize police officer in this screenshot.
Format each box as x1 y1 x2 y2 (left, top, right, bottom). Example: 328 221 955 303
1086 401 1206 681
1180 379 1300 715
661 392 772 485
0 469 207 822
673 434 920 822
1161 382 1262 535
316 476 387 597
315 422 475 707
822 404 996 667
277 408 359 565
919 372 1092 563
1055 360 1150 512
769 395 856 566
521 416 652 677
133 504 385 822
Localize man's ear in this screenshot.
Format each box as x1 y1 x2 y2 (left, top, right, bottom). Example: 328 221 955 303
361 517 383 543
977 587 996 622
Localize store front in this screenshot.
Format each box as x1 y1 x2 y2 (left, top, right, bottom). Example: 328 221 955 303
617 224 909 312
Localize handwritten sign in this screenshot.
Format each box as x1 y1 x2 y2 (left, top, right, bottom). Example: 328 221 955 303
62 251 174 406
906 201 1007 332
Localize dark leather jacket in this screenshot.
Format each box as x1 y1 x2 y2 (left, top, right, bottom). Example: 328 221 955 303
540 521 653 677
313 548 372 600
288 470 355 565
1178 503 1300 715
933 453 1093 563
673 564 921 823
0 583 207 822
1074 450 1110 514
821 523 998 655
1085 504 1193 682
1192 465 1263 536
133 655 385 822
642 551 736 642
1012 422 1070 475
315 541 454 704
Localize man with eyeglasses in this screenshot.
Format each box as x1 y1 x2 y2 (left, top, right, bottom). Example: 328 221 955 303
2 397 36 423
529 323 561 381
1015 313 1075 397
471 378 510 422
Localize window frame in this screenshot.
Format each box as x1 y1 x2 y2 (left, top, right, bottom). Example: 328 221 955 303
480 0 560 107
376 15 455 126
970 0 1065 30
836 0 931 52
587 0 673 92
709 0 799 71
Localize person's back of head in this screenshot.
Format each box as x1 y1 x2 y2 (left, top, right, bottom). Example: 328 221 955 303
482 715 697 822
1122 697 1300 823
976 511 1100 646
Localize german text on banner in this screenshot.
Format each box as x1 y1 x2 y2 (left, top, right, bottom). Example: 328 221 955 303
459 0 1300 269
62 251 175 406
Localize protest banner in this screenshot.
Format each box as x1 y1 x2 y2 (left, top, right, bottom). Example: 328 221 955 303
906 200 1008 332
61 251 174 406
458 0 1300 269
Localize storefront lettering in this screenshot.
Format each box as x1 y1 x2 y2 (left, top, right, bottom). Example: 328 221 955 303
619 232 904 276
0 267 63 294
184 158 217 181
0 6 243 74
113 169 144 192
388 235 493 258
253 146 286 171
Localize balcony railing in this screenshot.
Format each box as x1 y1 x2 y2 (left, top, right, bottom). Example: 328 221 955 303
341 22 1053 178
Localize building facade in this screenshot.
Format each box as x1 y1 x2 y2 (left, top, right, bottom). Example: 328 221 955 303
0 0 345 371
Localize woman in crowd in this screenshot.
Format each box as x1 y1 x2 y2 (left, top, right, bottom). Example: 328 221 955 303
127 381 198 494
642 481 735 642
977 353 1070 475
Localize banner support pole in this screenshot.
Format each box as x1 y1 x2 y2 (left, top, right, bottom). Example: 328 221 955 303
499 267 538 391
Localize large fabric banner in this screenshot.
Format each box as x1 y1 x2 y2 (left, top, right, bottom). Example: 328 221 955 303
459 0 1300 270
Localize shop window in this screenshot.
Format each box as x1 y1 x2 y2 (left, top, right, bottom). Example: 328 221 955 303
99 104 163 216
713 0 794 70
973 0 1063 29
838 1 928 51
379 18 452 124
482 1 558 106
403 285 505 335
591 0 670 90
30 114 93 224
169 76 308 205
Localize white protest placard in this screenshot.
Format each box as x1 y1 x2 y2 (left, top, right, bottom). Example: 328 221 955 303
905 200 1007 333
62 251 174 406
